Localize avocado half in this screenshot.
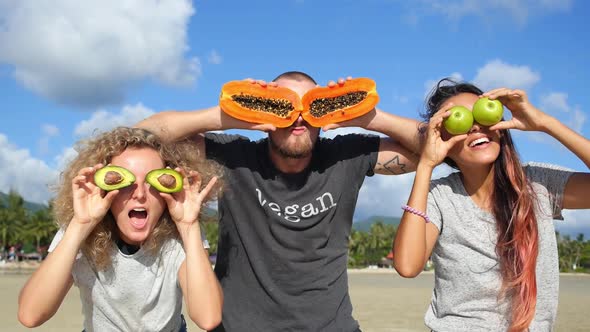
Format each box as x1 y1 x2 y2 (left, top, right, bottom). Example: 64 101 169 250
94 166 136 191
146 168 183 193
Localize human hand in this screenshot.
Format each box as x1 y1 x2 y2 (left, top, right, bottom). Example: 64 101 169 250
420 106 468 169
326 76 353 88
161 168 218 233
244 77 278 88
72 164 119 230
484 88 548 132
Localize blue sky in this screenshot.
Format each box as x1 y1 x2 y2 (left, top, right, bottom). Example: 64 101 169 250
1 0 589 237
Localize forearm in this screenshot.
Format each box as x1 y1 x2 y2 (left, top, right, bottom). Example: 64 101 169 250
18 222 87 327
366 109 422 154
135 106 222 142
179 225 223 330
393 162 433 277
541 114 590 169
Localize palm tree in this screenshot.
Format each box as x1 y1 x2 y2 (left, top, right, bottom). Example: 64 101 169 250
556 232 586 272
0 191 28 248
23 207 57 254
348 229 368 267
366 221 395 265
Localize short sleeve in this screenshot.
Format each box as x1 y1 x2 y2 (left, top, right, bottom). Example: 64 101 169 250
525 162 575 220
426 187 443 232
48 227 83 260
48 228 65 252
317 134 380 177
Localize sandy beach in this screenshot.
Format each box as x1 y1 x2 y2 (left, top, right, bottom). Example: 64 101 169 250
2 265 589 331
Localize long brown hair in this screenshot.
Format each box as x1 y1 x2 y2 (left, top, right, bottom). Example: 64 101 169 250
52 127 223 270
425 78 539 331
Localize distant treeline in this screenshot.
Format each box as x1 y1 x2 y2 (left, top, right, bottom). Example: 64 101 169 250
2 190 589 272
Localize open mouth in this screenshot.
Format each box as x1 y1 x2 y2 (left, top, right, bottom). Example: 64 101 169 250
128 208 148 229
468 137 490 148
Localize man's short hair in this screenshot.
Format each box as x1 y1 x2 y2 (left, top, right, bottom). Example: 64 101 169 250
272 71 317 85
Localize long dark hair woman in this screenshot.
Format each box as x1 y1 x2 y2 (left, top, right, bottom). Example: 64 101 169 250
393 78 590 331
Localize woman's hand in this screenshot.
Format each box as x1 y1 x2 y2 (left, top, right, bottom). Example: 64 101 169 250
162 168 218 233
484 88 549 132
420 105 468 169
71 164 119 230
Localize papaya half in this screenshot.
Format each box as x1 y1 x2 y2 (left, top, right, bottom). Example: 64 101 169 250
301 78 379 127
219 78 379 128
219 81 302 128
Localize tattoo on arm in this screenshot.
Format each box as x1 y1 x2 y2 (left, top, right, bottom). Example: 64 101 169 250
377 155 407 174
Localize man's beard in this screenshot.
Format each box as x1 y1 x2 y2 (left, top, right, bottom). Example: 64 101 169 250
269 136 313 159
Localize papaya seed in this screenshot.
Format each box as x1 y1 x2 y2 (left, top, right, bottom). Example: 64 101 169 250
231 94 294 117
309 91 368 118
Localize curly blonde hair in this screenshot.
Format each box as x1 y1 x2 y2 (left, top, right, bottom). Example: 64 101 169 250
52 127 223 270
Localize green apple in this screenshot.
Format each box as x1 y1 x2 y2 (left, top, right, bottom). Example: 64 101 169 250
443 106 474 135
472 97 503 126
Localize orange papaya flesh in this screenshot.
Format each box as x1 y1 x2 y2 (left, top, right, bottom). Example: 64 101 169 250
219 78 379 128
219 81 302 128
301 77 379 127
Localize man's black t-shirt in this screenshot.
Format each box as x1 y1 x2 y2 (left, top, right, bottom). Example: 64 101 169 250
206 133 379 332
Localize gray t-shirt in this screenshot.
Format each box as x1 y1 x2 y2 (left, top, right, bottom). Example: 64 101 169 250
205 133 379 332
48 228 209 332
425 162 573 332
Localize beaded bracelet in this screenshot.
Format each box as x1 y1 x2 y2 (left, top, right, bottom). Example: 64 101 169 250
401 205 431 223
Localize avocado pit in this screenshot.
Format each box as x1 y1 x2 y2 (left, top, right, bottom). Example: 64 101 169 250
104 171 123 185
158 174 177 189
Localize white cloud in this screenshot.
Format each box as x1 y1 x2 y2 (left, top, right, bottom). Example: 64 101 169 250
539 0 574 11
54 147 78 174
473 60 540 91
74 103 155 138
556 209 590 238
402 0 573 26
356 173 414 220
0 134 58 204
38 124 61 155
0 0 198 108
321 127 383 139
393 94 409 104
539 92 585 133
0 102 158 203
569 110 586 134
540 92 570 113
42 124 60 137
355 164 457 221
208 50 223 65
424 72 464 97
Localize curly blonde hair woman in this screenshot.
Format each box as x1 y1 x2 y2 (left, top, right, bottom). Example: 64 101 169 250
18 127 224 332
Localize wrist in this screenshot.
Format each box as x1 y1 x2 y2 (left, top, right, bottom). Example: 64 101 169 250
417 159 438 172
536 113 560 134
207 106 225 131
64 221 94 244
176 220 201 237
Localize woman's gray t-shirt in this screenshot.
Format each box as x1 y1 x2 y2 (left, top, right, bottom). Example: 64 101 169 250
425 162 574 332
48 229 209 332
